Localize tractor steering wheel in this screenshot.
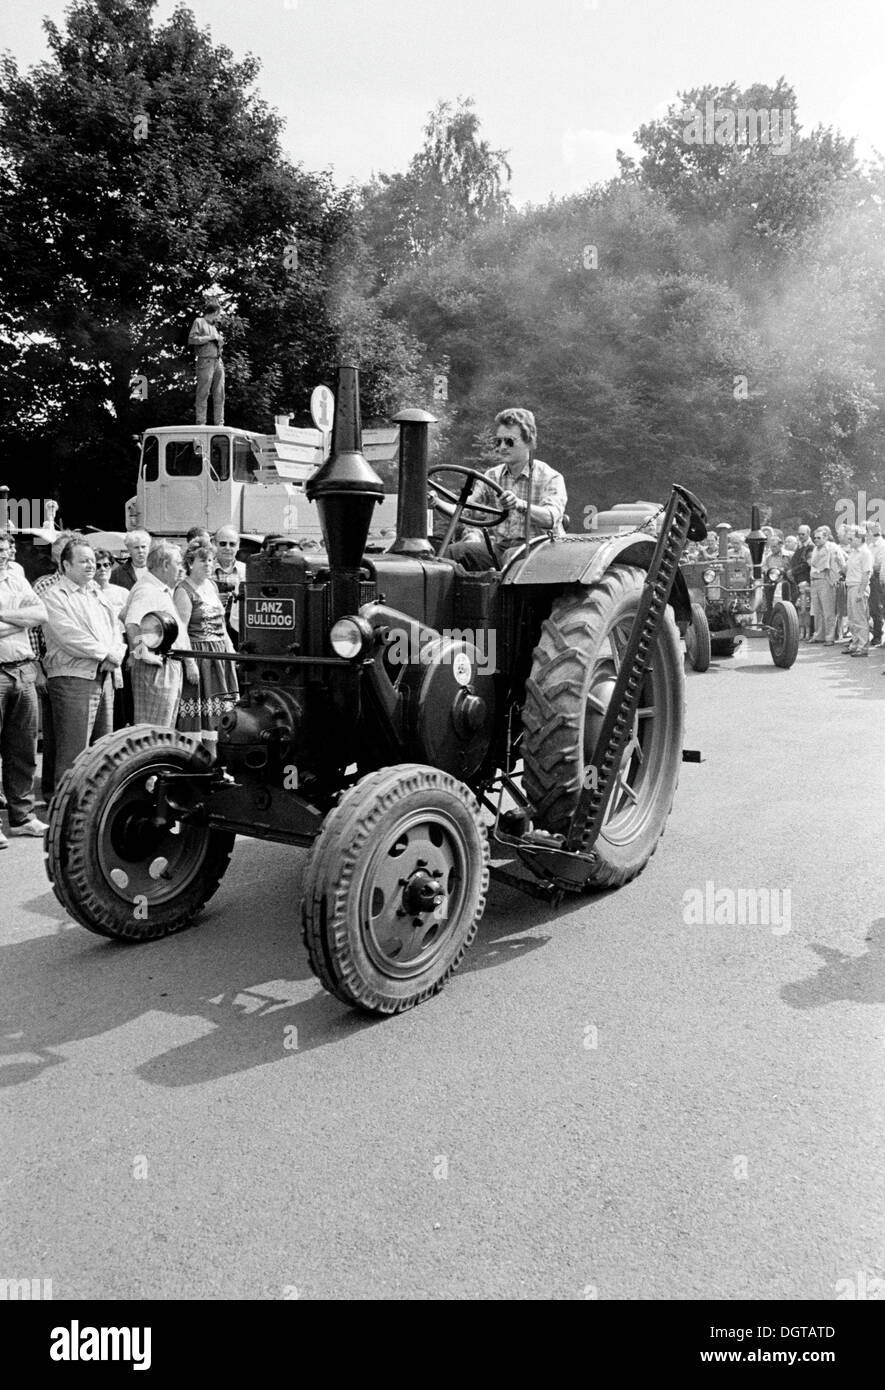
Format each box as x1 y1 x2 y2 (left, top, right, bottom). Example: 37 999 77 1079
427 465 509 559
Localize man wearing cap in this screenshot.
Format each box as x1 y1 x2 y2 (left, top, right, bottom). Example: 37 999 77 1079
188 295 225 426
124 540 186 726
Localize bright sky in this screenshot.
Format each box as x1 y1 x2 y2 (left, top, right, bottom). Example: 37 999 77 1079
2 0 884 204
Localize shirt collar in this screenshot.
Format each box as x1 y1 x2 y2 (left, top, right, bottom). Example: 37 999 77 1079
57 575 99 595
137 570 171 593
502 459 530 482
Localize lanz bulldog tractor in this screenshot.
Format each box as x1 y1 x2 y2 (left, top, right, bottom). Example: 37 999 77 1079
45 366 707 1015
681 508 799 669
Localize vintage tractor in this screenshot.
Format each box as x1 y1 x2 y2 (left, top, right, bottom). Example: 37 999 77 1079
44 366 707 1015
680 509 799 668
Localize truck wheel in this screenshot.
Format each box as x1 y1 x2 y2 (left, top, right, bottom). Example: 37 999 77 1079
522 569 684 887
301 765 489 1014
685 602 711 672
769 600 799 668
45 726 236 941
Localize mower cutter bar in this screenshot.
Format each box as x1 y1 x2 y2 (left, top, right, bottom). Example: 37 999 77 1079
563 483 707 863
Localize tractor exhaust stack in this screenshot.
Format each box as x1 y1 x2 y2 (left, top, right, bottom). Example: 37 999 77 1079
306 364 384 619
390 409 436 555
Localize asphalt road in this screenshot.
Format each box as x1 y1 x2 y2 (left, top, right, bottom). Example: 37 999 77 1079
2 635 884 1301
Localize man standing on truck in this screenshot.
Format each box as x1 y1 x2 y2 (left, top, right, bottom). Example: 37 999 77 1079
188 294 225 426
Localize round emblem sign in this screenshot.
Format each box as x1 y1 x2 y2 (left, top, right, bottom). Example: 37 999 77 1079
310 384 334 433
452 652 472 687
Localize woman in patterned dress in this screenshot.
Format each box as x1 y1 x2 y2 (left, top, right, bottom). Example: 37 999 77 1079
173 542 239 751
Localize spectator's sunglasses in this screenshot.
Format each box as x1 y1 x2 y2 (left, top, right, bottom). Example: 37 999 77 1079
94 560 112 569
494 436 518 448
217 539 238 547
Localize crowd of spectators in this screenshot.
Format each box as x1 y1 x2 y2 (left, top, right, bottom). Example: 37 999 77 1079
0 525 245 849
2 507 883 848
683 518 885 661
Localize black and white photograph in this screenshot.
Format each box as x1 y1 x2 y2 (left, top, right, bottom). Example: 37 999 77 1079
1 0 883 1343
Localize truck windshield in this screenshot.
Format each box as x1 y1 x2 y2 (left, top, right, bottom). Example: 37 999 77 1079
165 441 203 477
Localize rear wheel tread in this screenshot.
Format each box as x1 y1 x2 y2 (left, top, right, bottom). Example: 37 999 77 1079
522 570 684 888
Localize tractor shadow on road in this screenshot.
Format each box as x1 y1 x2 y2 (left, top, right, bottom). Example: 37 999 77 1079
0 840 594 1091
780 917 885 1009
0 837 374 1089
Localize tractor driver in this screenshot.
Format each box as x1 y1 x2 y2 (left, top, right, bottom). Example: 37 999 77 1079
431 408 567 571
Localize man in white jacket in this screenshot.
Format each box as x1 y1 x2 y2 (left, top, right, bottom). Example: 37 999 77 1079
42 540 125 782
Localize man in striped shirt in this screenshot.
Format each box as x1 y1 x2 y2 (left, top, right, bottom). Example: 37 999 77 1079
437 408 567 571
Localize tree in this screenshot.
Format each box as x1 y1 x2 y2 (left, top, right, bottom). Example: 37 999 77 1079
0 0 418 524
616 80 858 254
360 98 512 284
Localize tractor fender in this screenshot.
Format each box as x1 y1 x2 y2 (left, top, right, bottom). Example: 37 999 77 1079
502 534 692 624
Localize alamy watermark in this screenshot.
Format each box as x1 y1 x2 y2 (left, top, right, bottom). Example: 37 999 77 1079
682 880 791 935
681 101 793 156
0 498 60 530
50 1322 151 1370
834 492 885 530
0 1276 53 1299
834 1270 884 1299
384 626 497 674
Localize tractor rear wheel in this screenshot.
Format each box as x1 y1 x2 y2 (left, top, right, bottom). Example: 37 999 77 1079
45 726 236 941
685 602 712 672
522 569 684 888
301 765 489 1014
769 600 799 668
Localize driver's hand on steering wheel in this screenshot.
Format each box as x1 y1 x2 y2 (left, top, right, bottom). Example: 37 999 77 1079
427 488 439 509
499 489 519 512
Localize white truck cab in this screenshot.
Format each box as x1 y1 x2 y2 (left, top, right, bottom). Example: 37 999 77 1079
125 422 399 544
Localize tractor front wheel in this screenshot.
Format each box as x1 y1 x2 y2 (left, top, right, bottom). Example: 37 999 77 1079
301 765 489 1014
45 726 236 941
522 568 684 888
685 602 712 672
769 600 799 668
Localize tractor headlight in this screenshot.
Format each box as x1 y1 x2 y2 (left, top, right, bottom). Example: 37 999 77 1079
139 612 179 654
330 615 374 660
767 567 782 581
703 567 717 585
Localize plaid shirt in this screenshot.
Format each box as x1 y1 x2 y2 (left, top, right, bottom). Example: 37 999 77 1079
471 458 567 549
30 569 62 660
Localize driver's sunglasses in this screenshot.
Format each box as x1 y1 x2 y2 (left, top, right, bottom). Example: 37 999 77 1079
494 436 517 449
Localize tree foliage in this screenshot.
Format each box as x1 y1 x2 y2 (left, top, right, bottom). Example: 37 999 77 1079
0 0 418 523
370 87 885 527
359 98 512 285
